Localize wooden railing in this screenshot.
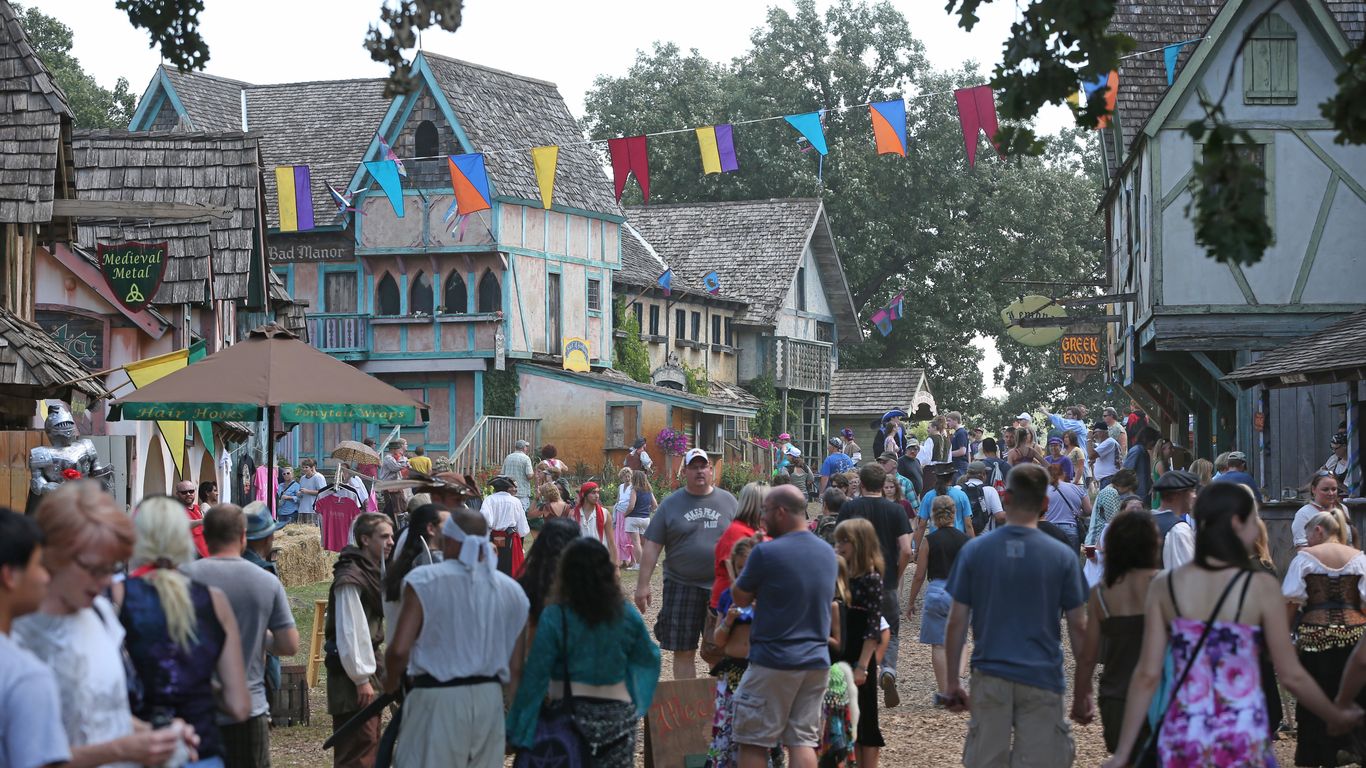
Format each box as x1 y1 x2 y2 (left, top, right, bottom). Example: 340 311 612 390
770 336 833 392
306 313 367 354
447 416 541 478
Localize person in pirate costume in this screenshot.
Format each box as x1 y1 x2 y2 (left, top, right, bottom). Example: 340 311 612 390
481 476 530 577
384 507 529 767
323 512 394 768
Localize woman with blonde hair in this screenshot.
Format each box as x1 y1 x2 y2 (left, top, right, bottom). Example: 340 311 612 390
118 496 250 765
833 518 886 767
1190 458 1214 488
623 470 656 571
613 467 636 569
14 482 203 766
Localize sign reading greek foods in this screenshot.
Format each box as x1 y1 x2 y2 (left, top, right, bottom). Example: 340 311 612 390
97 241 168 312
1060 332 1102 370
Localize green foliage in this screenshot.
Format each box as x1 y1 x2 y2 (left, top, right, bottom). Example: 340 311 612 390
1184 106 1273 266
586 4 1104 411
745 375 782 440
115 0 209 71
482 368 518 417
18 4 136 128
718 461 758 494
363 0 464 98
1322 41 1366 145
612 299 652 384
681 361 709 397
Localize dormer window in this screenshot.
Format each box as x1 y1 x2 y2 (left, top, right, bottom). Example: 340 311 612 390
414 120 440 157
1244 14 1297 105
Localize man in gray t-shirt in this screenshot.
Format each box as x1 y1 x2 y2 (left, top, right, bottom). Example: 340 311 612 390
183 504 300 767
635 448 736 679
295 459 328 521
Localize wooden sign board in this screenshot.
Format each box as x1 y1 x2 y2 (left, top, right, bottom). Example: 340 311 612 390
267 231 354 263
643 677 715 768
1060 332 1102 370
97 241 168 311
35 310 106 369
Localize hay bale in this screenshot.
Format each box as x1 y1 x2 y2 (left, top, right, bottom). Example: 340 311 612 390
273 525 334 587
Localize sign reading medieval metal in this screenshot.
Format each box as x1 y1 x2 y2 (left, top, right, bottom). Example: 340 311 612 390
267 231 354 263
1059 332 1102 370
97 241 168 312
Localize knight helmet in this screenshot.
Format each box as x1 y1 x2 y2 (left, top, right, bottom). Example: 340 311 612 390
44 403 78 443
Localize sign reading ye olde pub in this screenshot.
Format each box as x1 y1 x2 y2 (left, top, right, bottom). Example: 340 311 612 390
1060 332 1102 370
97 241 168 312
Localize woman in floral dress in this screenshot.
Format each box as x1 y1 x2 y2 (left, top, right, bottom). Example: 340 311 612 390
1103 484 1363 768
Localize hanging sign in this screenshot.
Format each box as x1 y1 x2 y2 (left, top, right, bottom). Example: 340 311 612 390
563 337 591 372
1002 295 1068 346
35 310 106 369
1060 332 1102 370
97 241 168 312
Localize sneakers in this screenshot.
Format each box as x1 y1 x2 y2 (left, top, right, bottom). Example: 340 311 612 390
880 671 900 708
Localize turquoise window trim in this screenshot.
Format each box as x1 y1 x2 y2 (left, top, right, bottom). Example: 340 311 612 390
473 371 484 421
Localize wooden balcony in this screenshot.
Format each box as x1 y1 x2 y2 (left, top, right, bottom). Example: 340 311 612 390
306 313 367 355
769 336 832 393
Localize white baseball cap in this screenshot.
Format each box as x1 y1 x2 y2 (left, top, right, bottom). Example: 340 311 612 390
1016 412 1033 422
683 448 710 466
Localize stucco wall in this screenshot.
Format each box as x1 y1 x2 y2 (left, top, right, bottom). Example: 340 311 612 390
629 294 740 384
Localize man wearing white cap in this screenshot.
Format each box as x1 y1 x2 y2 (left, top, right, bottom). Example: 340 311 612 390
635 448 737 679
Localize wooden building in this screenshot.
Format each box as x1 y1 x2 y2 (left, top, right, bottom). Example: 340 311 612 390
1103 0 1366 497
827 367 937 456
623 199 862 459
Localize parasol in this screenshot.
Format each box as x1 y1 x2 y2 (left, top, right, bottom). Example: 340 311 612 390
332 440 381 465
109 323 428 512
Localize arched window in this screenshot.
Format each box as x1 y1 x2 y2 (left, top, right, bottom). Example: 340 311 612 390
376 273 400 316
414 120 439 157
443 272 468 314
409 271 433 316
478 270 501 313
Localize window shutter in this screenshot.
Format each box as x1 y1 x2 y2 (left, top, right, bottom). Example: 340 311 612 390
1244 14 1297 105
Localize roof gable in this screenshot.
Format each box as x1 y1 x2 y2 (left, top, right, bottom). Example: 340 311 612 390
158 67 248 132
71 130 263 303
828 367 933 416
0 0 71 223
624 199 860 340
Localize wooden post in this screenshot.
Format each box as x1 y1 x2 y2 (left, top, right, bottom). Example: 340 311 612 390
306 598 327 688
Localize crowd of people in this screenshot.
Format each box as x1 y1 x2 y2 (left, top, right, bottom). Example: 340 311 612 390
3 399 1364 768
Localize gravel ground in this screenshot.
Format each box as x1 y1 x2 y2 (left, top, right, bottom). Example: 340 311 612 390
269 556 1306 767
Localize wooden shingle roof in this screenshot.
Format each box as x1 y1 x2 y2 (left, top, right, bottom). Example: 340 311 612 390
421 53 620 217
617 222 744 305
1225 309 1366 388
159 67 249 132
0 0 70 223
71 130 263 303
828 367 932 416
0 306 107 401
624 199 860 340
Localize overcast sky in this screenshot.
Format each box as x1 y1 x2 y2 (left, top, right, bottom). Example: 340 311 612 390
31 0 1066 398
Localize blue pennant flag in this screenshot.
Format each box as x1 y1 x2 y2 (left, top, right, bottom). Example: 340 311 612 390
1164 42 1190 85
363 160 404 217
703 271 721 295
657 269 673 297
784 111 828 156
1081 74 1110 99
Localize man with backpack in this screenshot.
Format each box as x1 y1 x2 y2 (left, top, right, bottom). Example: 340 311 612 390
979 438 1011 490
960 462 1004 534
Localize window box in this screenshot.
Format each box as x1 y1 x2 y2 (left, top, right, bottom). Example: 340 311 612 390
645 334 669 345
675 338 707 351
711 344 737 355
435 312 502 324
371 315 434 326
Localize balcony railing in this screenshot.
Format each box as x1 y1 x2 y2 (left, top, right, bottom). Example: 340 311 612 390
307 313 367 354
769 336 833 392
448 416 541 478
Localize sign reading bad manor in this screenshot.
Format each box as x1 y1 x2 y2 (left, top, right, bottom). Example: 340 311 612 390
267 231 354 263
1060 332 1102 370
35 310 105 370
97 241 168 312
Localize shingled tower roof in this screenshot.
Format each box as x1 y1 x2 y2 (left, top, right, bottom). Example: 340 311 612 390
0 0 71 222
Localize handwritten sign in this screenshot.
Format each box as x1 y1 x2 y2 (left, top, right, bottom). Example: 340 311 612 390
1060 332 1101 370
643 678 715 768
97 241 168 312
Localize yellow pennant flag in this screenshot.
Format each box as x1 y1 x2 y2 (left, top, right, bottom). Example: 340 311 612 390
696 127 722 175
531 145 558 209
123 347 191 477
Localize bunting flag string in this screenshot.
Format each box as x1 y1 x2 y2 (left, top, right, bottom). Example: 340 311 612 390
274 165 315 232
608 135 650 202
531 145 558 209
1163 40 1196 84
376 132 407 178
784 111 828 155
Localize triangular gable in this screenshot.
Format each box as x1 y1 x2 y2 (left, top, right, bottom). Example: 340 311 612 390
1143 0 1353 140
804 203 861 343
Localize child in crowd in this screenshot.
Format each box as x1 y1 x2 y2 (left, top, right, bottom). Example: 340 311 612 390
707 537 759 768
819 556 859 767
833 518 885 768
812 488 847 543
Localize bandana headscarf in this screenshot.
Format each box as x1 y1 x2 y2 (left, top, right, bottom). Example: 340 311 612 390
575 482 607 540
443 514 495 573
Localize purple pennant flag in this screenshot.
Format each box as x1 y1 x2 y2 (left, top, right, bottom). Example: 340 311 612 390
888 291 905 321
715 124 739 173
871 308 894 337
293 165 314 231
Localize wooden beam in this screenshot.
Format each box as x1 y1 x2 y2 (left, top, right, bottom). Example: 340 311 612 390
51 198 231 221
1056 293 1137 307
1190 351 1241 398
1014 314 1121 328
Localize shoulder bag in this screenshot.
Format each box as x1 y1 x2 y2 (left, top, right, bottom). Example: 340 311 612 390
513 609 589 768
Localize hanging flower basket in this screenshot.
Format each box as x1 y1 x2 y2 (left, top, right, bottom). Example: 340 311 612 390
656 428 689 456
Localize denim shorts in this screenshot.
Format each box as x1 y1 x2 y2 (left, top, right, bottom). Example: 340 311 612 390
919 579 951 645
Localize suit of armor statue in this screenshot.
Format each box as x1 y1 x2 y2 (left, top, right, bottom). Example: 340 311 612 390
27 403 111 512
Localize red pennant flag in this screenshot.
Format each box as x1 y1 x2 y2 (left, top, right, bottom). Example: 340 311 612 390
608 135 650 202
954 85 1004 167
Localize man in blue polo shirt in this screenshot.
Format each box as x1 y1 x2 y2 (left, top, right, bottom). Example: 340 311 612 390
943 463 1088 767
1211 451 1264 502
819 437 853 493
